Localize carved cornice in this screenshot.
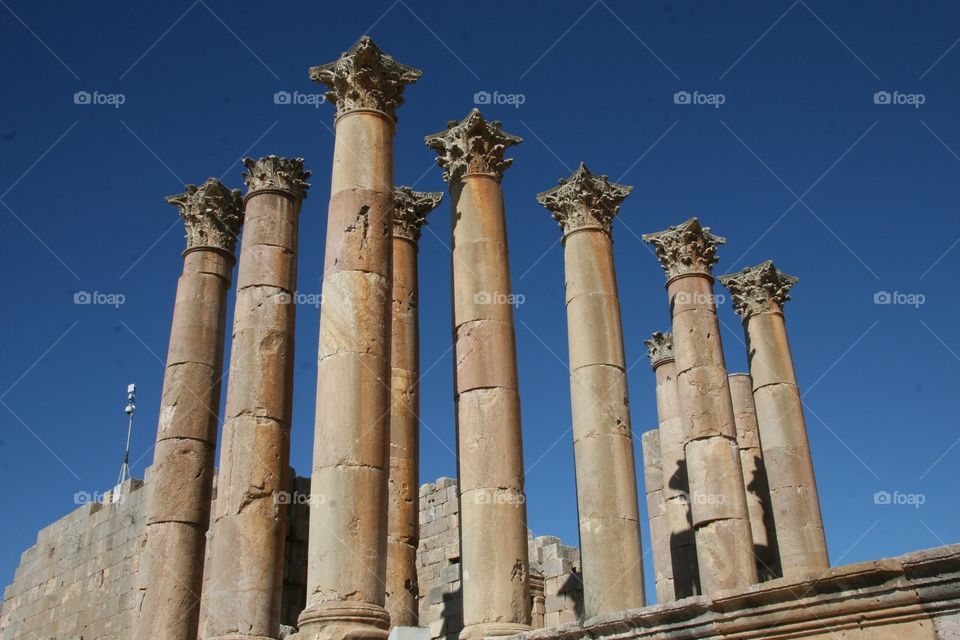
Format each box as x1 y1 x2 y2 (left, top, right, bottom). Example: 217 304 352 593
393 186 443 243
424 108 522 183
642 217 726 280
719 260 798 319
536 162 632 236
644 331 674 368
242 156 311 201
166 178 244 255
308 36 421 122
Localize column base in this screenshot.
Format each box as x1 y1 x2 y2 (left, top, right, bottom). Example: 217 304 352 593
459 623 531 640
294 601 390 640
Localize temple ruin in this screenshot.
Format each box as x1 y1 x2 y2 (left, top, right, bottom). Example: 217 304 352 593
3 35 960 640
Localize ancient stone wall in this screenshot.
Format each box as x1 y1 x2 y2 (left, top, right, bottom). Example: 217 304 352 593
0 479 146 640
416 478 584 640
0 475 582 640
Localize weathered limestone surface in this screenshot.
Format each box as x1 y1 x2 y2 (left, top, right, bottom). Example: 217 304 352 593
426 109 531 640
508 544 960 640
0 480 145 640
137 178 243 640
728 373 780 582
537 164 645 616
5 474 959 640
640 430 672 604
720 261 829 579
644 332 700 600
299 36 420 640
643 219 757 596
205 157 310 640
386 187 443 627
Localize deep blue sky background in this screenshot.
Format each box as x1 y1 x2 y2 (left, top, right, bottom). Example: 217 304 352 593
2 0 959 604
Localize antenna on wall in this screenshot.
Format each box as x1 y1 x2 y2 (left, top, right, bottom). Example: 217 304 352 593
117 383 136 486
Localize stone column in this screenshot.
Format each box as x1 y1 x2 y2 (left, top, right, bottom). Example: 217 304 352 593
642 218 757 595
644 332 700 600
137 178 243 640
298 37 421 640
385 186 442 627
728 373 781 581
205 157 310 640
425 109 531 640
641 430 672 604
536 163 645 615
719 261 829 578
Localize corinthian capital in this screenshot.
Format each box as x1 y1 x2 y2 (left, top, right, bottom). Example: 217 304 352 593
309 36 421 122
644 331 674 368
536 162 632 236
166 178 244 255
242 156 311 201
719 260 798 319
424 109 522 182
642 217 725 279
393 186 443 242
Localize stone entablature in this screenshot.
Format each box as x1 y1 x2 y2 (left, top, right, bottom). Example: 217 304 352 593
510 544 960 640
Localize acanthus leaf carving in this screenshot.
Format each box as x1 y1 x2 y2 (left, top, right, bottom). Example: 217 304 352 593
166 178 244 255
536 162 632 236
642 217 726 279
241 156 311 201
393 186 443 243
424 109 522 183
719 260 798 319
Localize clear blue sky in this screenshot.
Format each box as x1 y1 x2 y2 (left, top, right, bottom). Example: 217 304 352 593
2 1 958 604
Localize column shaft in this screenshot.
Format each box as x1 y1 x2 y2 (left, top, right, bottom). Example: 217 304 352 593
668 273 757 594
745 312 828 576
207 159 307 640
564 230 645 614
385 237 421 626
650 355 700 599
300 110 395 640
139 247 233 640
728 373 780 581
641 430 672 603
453 174 530 639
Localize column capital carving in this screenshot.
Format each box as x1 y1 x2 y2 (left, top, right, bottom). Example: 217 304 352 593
242 155 311 201
644 331 674 368
424 108 522 183
642 217 725 279
309 36 421 123
166 178 244 255
536 162 632 236
393 186 443 243
719 260 798 319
